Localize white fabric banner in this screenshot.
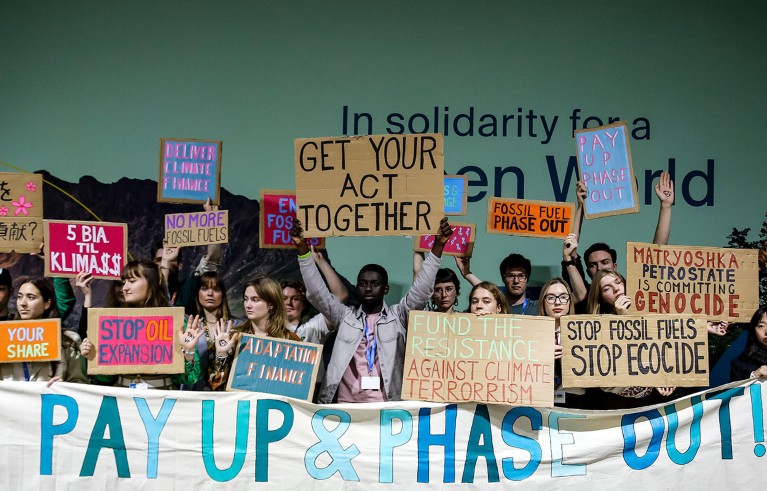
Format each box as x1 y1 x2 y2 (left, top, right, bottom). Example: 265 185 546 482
0 380 764 489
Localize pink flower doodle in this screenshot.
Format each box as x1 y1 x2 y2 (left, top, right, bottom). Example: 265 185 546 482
0 206 8 217
25 181 37 192
12 196 33 216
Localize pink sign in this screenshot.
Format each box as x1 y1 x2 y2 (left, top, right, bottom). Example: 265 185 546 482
97 315 175 366
260 190 324 249
86 307 185 375
44 220 128 279
415 223 475 257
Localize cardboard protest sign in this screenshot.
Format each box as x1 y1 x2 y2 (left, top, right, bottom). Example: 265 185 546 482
226 334 322 400
86 307 185 375
487 198 575 238
403 311 555 407
0 172 43 253
574 122 639 219
414 223 475 257
164 210 228 247
294 134 444 237
0 319 61 363
158 138 222 204
43 220 127 280
626 241 759 322
560 314 709 388
444 175 468 215
259 190 324 249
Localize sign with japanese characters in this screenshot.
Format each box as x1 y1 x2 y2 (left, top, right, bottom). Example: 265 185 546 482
158 138 222 204
44 220 128 280
0 172 43 253
414 223 475 257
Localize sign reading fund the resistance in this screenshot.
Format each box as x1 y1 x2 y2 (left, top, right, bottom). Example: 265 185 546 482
560 314 709 388
0 319 61 363
159 138 222 204
487 198 574 238
227 334 322 400
44 220 127 280
574 122 639 219
626 242 759 322
259 190 324 249
294 134 444 237
164 210 228 247
0 172 44 253
86 307 185 375
403 311 555 407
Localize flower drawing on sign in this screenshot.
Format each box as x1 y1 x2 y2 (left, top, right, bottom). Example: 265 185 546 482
12 196 32 216
25 181 37 192
0 206 8 217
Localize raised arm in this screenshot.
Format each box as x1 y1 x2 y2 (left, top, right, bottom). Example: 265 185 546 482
572 180 586 238
312 245 349 304
652 171 674 245
400 218 452 314
563 233 588 303
291 221 348 328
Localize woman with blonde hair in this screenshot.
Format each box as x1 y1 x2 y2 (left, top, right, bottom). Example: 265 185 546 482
468 281 509 315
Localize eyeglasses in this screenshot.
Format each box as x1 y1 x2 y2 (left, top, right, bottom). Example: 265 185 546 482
544 294 570 304
434 286 456 295
503 273 527 282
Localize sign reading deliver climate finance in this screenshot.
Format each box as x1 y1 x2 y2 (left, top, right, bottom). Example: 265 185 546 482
294 134 444 237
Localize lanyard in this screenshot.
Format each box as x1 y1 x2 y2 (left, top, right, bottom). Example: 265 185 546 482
22 362 30 381
520 297 529 313
363 319 377 376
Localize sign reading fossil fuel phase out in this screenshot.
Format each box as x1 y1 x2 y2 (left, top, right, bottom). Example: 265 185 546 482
86 307 185 375
294 134 444 237
259 190 325 249
403 311 555 407
0 319 61 363
158 138 222 204
574 122 639 219
415 223 475 257
0 172 43 253
560 314 709 388
626 242 759 322
487 198 574 238
164 210 228 247
44 220 127 280
227 334 322 400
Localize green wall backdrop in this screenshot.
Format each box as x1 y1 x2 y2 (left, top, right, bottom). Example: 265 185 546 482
1 1 764 300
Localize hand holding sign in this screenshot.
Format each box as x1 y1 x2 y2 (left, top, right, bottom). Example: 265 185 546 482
563 233 579 260
430 217 453 257
290 219 310 256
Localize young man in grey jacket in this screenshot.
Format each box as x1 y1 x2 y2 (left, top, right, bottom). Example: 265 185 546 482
291 218 453 403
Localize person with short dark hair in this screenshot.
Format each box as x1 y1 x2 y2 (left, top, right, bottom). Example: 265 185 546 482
291 218 453 403
730 306 767 381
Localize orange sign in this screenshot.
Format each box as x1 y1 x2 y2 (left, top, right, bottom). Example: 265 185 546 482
487 198 574 238
0 319 61 363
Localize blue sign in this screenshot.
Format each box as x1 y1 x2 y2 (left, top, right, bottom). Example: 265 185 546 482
574 122 639 218
158 138 222 204
444 175 468 215
228 334 322 400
